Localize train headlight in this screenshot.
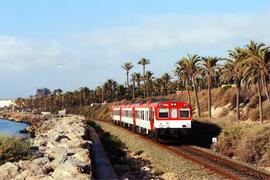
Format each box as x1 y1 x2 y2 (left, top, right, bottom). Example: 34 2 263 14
159 123 164 128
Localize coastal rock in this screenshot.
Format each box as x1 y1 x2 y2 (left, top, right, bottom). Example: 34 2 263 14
51 162 80 177
0 162 19 180
0 115 92 179
65 156 91 173
72 149 91 163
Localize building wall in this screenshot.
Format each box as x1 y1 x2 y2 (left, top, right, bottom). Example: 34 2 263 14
0 100 13 108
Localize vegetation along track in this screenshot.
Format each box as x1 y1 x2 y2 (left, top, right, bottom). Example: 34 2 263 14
95 120 270 180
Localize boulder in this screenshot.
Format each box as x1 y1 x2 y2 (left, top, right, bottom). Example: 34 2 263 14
65 156 91 173
51 162 80 178
0 162 19 180
72 149 91 164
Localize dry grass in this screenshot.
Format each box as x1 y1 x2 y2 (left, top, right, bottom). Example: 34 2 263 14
0 135 32 165
214 122 270 166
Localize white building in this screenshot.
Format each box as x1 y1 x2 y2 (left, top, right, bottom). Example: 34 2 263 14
0 100 14 108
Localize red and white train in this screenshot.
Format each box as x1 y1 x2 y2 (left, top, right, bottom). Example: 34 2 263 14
112 100 192 141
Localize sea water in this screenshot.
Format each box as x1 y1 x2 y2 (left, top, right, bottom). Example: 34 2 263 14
0 119 28 136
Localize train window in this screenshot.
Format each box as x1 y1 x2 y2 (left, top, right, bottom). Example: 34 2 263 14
141 111 144 120
136 111 139 118
146 111 149 121
158 108 169 118
180 109 190 118
171 108 177 118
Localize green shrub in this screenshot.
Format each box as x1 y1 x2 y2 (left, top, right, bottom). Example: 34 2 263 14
214 123 253 157
86 120 126 164
154 168 164 176
0 135 32 165
86 120 103 133
248 108 260 121
215 123 270 166
236 125 270 164
247 96 258 108
134 149 144 156
99 132 126 164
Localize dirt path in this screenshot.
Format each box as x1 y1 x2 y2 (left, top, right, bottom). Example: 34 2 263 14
96 121 222 180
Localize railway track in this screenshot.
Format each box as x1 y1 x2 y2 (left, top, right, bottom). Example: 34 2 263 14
169 146 270 180
95 120 270 179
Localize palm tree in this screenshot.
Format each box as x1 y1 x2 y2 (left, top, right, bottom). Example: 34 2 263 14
243 41 270 123
134 73 141 97
154 78 163 96
181 54 201 118
174 59 192 106
51 89 63 110
145 71 154 96
95 86 103 103
138 57 150 98
221 48 248 122
131 73 137 99
121 62 134 87
161 73 172 95
53 89 62 95
258 46 270 102
201 56 221 118
104 79 118 102
117 84 126 100
79 87 90 106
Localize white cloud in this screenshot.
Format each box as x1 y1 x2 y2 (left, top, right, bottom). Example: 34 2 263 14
1 11 270 74
0 36 65 72
72 12 270 57
1 10 270 98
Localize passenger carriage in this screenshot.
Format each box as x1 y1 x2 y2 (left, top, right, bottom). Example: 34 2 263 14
112 100 192 141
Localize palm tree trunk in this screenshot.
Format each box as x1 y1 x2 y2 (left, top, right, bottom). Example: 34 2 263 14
262 77 270 103
192 76 201 118
186 80 192 106
257 81 263 123
143 65 146 98
132 81 135 99
187 89 191 106
208 77 212 118
127 71 129 87
146 79 149 97
137 81 140 96
50 96 52 113
101 88 104 103
236 80 240 122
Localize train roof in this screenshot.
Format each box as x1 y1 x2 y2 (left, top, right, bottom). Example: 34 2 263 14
112 99 190 108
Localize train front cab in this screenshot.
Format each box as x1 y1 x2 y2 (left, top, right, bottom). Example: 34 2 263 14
154 102 192 141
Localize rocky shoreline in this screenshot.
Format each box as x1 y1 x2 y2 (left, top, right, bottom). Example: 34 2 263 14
0 112 50 135
0 115 92 180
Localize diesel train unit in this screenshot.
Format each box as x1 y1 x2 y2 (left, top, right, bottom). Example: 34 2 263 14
112 100 192 141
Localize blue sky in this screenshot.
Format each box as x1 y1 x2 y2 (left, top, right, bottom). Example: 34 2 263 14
0 0 270 98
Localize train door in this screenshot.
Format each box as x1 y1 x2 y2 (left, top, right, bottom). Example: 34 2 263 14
120 107 122 124
149 107 155 130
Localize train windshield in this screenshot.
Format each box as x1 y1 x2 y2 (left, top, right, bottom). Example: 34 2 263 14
158 108 169 118
180 109 190 118
171 108 177 118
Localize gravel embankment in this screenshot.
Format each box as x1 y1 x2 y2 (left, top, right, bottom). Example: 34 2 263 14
97 121 222 180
